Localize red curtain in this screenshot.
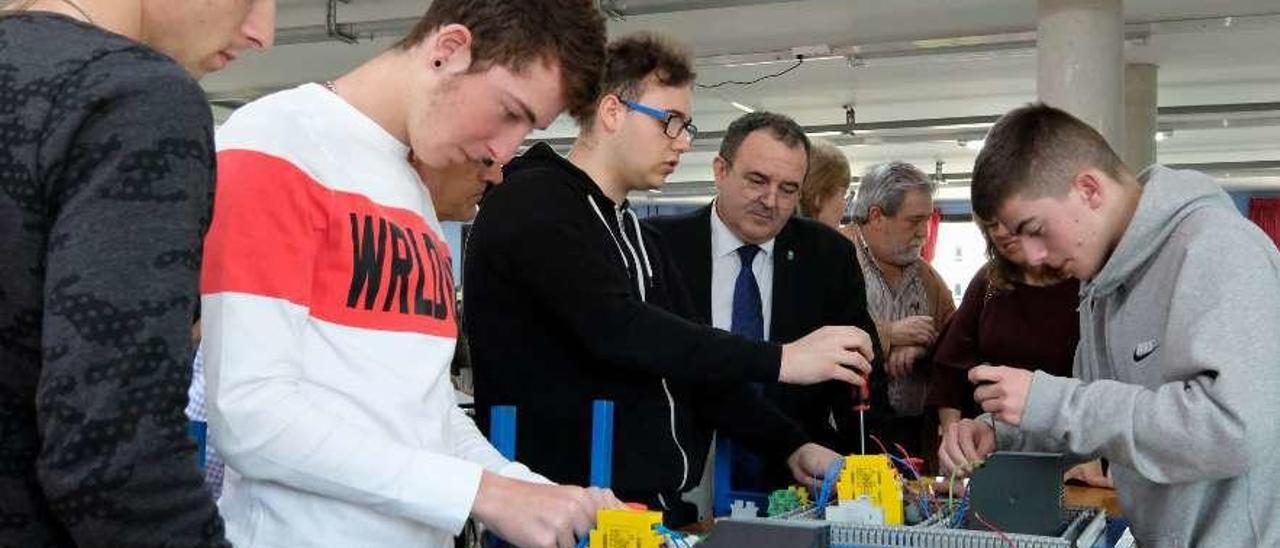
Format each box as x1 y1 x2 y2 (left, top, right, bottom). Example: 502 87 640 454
922 207 942 262
1249 197 1280 250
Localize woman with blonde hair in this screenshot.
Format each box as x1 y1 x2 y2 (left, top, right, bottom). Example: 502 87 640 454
799 140 852 229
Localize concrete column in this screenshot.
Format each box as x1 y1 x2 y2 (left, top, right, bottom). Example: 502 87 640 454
1124 63 1158 171
1037 0 1125 149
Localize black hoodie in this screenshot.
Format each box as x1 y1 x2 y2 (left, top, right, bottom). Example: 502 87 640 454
465 143 809 513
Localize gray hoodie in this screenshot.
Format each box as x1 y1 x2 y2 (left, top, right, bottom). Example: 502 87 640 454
995 166 1280 547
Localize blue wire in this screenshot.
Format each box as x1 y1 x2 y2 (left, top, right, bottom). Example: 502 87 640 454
886 454 920 480
655 524 688 548
884 454 932 520
951 490 972 528
815 456 845 517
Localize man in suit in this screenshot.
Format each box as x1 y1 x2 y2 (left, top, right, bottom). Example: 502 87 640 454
647 111 885 506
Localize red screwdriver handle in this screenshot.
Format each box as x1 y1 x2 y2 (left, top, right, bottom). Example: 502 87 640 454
853 372 870 411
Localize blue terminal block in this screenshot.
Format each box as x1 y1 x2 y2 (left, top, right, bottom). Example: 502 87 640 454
489 405 518 461
590 400 615 488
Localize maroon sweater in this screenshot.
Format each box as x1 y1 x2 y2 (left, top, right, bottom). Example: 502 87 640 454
929 266 1080 415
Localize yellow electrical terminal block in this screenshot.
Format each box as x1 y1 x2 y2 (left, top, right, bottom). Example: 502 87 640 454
835 454 904 525
588 507 665 548
790 485 811 506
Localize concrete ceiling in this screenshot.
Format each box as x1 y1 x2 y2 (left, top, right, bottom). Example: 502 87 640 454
201 0 1280 199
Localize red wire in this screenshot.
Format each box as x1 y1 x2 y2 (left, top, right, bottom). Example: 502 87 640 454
973 511 1016 548
868 434 891 456
893 442 915 464
892 442 923 476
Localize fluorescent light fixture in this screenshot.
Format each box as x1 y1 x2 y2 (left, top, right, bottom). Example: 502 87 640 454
730 101 756 113
963 139 985 151
932 122 996 130
806 131 843 138
1154 131 1168 142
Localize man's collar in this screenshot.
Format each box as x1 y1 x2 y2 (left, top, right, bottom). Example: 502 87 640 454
710 199 776 259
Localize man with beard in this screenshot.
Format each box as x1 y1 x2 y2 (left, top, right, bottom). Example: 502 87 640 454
841 162 955 462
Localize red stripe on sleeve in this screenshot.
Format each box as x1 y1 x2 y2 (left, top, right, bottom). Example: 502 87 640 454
203 149 457 338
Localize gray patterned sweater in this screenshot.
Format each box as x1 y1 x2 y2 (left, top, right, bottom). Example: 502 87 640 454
0 12 227 547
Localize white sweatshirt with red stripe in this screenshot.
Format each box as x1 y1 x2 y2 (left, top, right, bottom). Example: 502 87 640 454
201 83 542 547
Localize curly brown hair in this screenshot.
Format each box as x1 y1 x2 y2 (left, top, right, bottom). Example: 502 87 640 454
577 32 696 127
396 0 607 121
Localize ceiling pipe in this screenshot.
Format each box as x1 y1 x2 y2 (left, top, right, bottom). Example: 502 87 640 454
517 103 1280 152
266 5 1278 48
325 0 359 44
275 0 807 45
276 15 416 46
629 159 1280 204
598 0 805 18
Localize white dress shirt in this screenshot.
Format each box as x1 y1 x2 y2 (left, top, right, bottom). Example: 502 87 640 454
710 202 775 340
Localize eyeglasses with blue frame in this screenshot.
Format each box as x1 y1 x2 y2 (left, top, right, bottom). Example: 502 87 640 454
621 99 699 141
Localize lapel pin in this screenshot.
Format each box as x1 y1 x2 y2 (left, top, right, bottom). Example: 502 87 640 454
787 250 795 261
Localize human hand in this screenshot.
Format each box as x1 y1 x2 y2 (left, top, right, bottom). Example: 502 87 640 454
786 442 842 486
938 418 997 476
889 315 937 347
472 472 623 548
780 326 874 386
970 365 1034 426
886 345 926 379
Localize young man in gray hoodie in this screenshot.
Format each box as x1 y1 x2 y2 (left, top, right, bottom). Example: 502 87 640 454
939 103 1280 547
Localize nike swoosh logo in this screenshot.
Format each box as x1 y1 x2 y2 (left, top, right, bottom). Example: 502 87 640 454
1133 341 1159 362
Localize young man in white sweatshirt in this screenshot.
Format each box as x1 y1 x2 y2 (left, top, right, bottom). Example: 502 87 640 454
200 2 620 547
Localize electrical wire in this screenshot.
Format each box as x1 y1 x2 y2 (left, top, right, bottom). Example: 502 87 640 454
695 57 805 89
815 456 845 517
867 434 892 456
973 511 1017 548
883 454 931 520
885 455 917 479
893 443 916 468
890 451 922 481
950 490 971 528
654 525 689 548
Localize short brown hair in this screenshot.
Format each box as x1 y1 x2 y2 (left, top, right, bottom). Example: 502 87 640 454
799 140 851 218
396 0 607 121
578 32 696 126
971 103 1126 220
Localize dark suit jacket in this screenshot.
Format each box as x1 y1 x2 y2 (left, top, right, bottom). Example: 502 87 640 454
645 205 889 455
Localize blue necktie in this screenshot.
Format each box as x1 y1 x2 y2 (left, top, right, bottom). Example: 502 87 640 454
731 245 763 341
726 244 767 493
